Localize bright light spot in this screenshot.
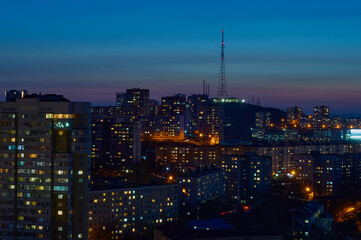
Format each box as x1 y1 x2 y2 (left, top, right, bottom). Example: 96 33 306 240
346 207 355 213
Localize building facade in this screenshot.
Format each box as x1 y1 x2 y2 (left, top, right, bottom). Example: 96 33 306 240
89 184 178 239
177 169 226 216
0 94 90 239
91 115 141 178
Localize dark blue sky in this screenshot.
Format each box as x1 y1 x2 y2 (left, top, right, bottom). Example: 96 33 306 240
1 0 361 114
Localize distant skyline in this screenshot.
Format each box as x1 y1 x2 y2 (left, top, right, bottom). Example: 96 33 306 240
1 0 361 114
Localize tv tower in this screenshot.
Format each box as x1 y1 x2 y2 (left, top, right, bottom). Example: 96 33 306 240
217 27 228 98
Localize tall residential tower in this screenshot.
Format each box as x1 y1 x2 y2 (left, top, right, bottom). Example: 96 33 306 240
0 94 91 239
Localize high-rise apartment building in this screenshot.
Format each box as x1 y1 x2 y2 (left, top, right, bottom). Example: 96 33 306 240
160 94 186 116
314 105 329 120
115 92 126 107
286 107 303 124
187 94 209 135
125 88 150 116
0 94 90 239
91 106 123 117
91 115 141 178
149 99 160 116
197 104 223 145
141 115 185 141
5 89 28 102
221 155 248 200
155 143 221 172
291 154 314 181
255 111 271 128
221 155 272 202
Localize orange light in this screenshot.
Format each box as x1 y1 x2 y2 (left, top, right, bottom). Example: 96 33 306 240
306 187 311 192
169 176 173 180
291 171 296 175
243 206 249 210
346 207 355 213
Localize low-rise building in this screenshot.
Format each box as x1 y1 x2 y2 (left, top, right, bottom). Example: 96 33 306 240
292 201 333 240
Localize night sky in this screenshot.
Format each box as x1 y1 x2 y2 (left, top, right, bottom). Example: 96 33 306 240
1 0 361 114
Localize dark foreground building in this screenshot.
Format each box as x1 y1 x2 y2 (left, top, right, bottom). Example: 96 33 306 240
0 94 91 239
154 219 283 240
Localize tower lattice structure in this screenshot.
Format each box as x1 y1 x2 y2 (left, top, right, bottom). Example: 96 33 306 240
217 27 228 98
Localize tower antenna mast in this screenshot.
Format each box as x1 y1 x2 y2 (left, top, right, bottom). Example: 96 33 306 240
217 27 228 98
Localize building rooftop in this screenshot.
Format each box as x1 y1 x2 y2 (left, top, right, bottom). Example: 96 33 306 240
156 221 282 239
90 179 176 192
293 201 323 220
23 93 70 102
187 218 235 230
177 168 223 178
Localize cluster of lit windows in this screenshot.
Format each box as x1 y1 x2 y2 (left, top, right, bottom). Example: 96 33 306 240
45 114 74 119
89 186 177 238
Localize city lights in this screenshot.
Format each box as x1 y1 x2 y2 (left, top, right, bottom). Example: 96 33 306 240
2 4 361 238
